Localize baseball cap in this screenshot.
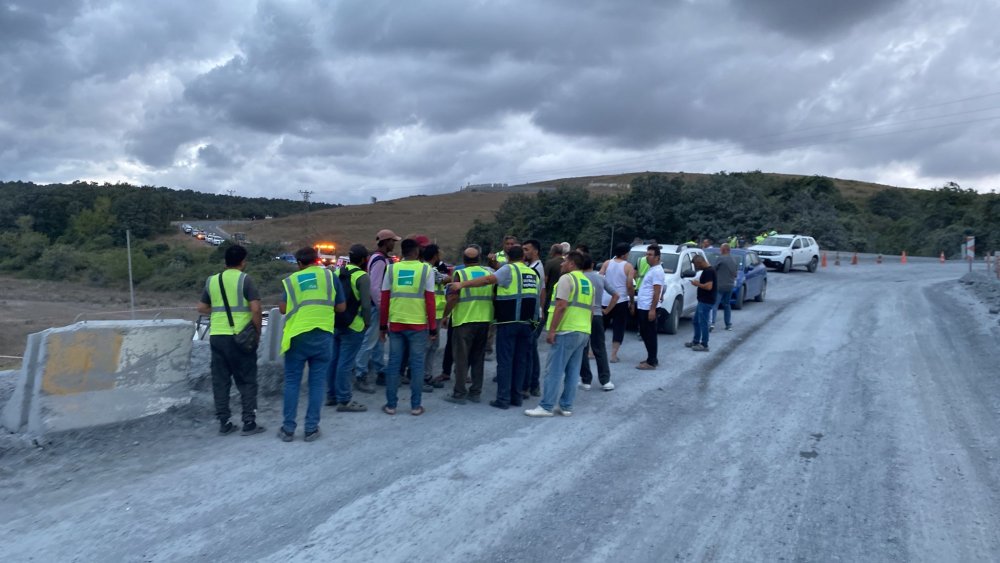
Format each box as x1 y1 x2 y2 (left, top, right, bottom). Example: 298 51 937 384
412 234 432 248
348 243 368 260
375 229 401 242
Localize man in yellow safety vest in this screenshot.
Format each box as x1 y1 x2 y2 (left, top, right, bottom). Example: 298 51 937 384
525 250 593 417
277 246 346 442
197 244 264 436
326 244 372 412
441 246 493 404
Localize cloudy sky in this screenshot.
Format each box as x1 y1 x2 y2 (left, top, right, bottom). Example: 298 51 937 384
1 0 999 204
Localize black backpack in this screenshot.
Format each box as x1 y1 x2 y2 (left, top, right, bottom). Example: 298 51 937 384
334 266 362 330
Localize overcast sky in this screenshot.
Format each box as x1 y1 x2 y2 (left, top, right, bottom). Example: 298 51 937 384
2 0 999 204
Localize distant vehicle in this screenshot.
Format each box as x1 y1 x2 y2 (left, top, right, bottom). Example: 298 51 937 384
194 231 206 240
750 234 820 273
182 224 193 234
704 248 767 309
275 253 296 264
628 243 707 334
206 234 223 246
313 242 337 267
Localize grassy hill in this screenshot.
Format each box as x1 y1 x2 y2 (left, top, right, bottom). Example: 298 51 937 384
228 171 907 257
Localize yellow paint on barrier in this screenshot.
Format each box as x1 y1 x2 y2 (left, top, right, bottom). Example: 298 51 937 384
41 330 123 395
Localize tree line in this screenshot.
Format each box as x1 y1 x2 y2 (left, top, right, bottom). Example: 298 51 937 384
464 172 999 260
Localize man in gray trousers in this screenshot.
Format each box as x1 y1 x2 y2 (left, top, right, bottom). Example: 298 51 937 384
711 243 739 331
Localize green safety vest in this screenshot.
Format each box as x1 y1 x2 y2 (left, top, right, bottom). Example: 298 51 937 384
495 250 508 265
281 265 337 353
207 269 252 336
452 266 494 327
495 262 539 324
635 256 650 292
545 271 593 334
434 276 447 320
388 260 432 325
337 264 367 333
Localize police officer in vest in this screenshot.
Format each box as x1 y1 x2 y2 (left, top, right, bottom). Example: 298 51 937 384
326 244 372 412
379 239 438 416
278 246 346 442
525 250 593 417
198 244 264 436
450 244 539 409
441 246 493 404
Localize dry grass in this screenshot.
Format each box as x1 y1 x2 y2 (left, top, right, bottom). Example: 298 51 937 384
226 171 907 258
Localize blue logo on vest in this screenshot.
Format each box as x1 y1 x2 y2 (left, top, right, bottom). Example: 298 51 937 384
297 272 318 291
398 269 416 286
579 279 591 295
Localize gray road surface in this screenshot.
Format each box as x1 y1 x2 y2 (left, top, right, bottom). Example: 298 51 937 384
1 261 999 562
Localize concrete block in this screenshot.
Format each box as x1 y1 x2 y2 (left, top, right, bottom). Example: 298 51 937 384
258 307 285 364
1 320 194 436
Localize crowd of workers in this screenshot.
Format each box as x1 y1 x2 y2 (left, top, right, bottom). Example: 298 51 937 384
199 229 739 441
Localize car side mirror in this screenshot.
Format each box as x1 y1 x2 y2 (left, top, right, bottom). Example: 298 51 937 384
681 269 696 278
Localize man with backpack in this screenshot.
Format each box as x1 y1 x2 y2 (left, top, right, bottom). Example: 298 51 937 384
355 229 400 389
326 244 372 412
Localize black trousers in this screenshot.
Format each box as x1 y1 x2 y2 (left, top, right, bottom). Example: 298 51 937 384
440 322 454 376
210 335 259 423
580 316 611 385
609 301 631 344
636 308 658 366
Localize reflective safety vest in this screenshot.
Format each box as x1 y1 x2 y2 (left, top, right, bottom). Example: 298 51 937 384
495 262 539 324
495 250 508 265
635 256 650 292
434 274 447 320
281 265 336 353
388 260 432 325
545 271 593 334
338 264 367 332
452 266 494 327
207 269 252 336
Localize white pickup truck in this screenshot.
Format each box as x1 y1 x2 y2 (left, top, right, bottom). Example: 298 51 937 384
629 243 706 334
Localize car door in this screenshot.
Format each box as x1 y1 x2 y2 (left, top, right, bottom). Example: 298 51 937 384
791 237 804 266
681 252 701 314
746 252 763 296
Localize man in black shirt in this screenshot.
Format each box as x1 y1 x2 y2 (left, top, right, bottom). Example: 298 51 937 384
686 255 716 352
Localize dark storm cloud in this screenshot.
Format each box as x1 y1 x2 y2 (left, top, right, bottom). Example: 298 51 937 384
733 0 906 38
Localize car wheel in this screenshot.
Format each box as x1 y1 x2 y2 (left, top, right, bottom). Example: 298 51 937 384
733 285 745 310
782 257 792 273
663 298 681 335
807 256 818 273
755 280 766 302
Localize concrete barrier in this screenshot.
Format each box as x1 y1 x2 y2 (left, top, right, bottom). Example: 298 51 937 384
259 307 285 364
1 320 193 436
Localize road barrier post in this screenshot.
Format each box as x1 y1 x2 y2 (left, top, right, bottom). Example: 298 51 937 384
901 250 907 265
835 252 841 266
851 253 858 265
876 254 883 264
821 253 827 268
940 251 945 264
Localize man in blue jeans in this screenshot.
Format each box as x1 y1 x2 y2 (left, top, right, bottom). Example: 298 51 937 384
327 244 372 412
526 251 592 417
686 255 716 352
279 246 346 442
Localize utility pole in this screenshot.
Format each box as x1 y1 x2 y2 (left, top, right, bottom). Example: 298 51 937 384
299 190 313 235
226 189 235 197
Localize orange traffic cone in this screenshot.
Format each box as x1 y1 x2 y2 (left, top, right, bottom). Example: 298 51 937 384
876 254 883 264
940 251 945 263
821 252 827 268
901 250 908 264
851 253 858 265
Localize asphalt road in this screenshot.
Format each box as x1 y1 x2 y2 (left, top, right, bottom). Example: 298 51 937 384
2 260 999 562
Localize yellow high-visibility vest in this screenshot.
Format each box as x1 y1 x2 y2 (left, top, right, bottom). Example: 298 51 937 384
452 266 494 326
495 262 539 324
545 271 593 334
207 269 252 336
388 260 432 325
281 265 336 353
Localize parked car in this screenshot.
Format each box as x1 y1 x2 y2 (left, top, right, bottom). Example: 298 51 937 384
181 223 193 234
703 248 767 309
749 234 820 273
274 253 296 264
628 243 707 334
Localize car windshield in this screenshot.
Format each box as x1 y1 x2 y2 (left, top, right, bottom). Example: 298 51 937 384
762 236 794 247
628 250 680 272
705 251 746 268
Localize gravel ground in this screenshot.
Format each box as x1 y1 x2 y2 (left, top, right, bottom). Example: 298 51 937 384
1 260 998 562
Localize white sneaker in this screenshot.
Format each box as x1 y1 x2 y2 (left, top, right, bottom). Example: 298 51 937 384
579 383 591 391
601 382 615 391
554 406 573 417
524 406 554 417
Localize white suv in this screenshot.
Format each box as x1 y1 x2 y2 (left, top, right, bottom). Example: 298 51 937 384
629 243 707 334
750 234 820 273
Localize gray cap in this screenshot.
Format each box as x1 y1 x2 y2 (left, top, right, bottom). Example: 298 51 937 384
349 243 368 261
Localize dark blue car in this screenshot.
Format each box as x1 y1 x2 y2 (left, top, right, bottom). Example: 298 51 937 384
704 248 767 309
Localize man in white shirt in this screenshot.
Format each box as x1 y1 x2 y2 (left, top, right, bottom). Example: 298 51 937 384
521 239 546 398
631 245 663 370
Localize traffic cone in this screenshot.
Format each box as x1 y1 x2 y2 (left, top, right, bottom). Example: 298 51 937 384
876 254 883 264
821 252 827 268
835 252 841 266
901 250 908 264
940 251 945 263
851 253 858 265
